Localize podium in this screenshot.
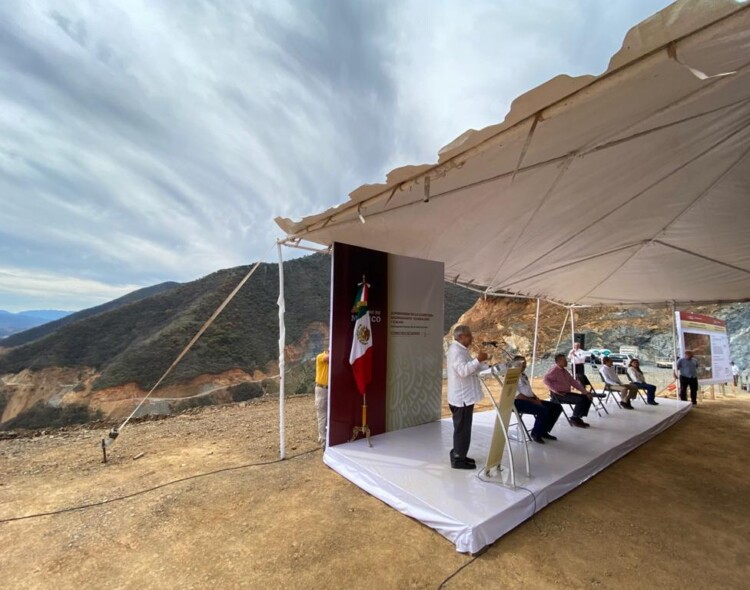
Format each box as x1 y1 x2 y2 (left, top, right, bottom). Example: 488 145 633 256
479 365 530 488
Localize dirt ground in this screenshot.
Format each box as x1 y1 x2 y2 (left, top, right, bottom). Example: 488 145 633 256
1 391 749 589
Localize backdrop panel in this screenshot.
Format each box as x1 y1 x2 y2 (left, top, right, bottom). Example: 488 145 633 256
386 254 444 431
329 242 444 446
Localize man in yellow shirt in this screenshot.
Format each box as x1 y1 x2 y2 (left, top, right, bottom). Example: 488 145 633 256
315 349 330 445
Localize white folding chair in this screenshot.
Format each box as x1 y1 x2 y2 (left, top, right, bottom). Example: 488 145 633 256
508 409 532 442
603 383 623 407
585 386 610 416
598 368 626 408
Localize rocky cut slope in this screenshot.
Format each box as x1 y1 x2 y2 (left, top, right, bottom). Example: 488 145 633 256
455 298 750 370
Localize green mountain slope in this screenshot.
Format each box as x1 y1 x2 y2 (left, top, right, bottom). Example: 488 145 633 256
0 254 477 391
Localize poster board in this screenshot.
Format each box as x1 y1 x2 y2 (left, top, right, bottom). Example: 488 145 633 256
675 311 732 385
484 367 522 473
328 242 444 446
385 254 444 431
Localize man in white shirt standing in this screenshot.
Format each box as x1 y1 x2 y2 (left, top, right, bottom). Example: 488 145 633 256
731 361 740 387
447 325 489 470
568 342 588 382
600 357 639 410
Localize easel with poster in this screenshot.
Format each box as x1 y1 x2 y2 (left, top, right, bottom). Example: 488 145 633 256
479 365 529 488
675 311 734 403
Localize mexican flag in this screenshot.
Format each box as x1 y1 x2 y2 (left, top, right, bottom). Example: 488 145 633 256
349 280 372 395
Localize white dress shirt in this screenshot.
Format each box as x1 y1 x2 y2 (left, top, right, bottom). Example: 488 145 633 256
446 341 488 406
568 348 587 365
627 367 645 383
515 373 535 399
600 364 623 385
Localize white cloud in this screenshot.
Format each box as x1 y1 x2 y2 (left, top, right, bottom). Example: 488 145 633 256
0 267 142 311
0 0 673 310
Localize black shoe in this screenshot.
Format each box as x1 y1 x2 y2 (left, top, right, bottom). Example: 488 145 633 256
621 401 634 410
542 433 558 440
531 433 545 444
647 401 659 406
451 459 476 470
571 417 590 428
450 451 475 466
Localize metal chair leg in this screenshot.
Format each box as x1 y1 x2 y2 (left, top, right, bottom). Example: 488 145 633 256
605 386 623 408
592 394 609 416
509 412 532 442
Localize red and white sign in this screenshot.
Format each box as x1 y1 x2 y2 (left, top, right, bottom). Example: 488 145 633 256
676 311 732 385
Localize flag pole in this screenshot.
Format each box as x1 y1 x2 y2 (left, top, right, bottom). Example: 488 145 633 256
350 274 372 447
351 391 371 446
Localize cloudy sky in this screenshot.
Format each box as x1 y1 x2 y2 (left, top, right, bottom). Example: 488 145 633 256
0 0 673 312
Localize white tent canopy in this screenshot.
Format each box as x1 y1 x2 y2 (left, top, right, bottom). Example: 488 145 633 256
276 0 750 307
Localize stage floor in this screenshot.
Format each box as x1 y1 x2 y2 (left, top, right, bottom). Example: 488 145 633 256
323 397 691 553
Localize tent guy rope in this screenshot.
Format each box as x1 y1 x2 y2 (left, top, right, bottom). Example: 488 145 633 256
101 242 278 462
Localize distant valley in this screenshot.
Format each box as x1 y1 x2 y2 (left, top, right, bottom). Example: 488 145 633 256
0 309 72 339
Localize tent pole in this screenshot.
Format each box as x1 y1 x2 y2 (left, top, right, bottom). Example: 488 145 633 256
554 307 570 354
529 298 541 381
671 301 678 371
569 306 576 376
277 242 286 460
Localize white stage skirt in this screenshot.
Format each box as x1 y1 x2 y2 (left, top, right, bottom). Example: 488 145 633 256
324 397 691 553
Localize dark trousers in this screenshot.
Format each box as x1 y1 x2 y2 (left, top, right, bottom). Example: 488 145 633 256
679 376 698 404
550 391 592 418
573 363 586 381
632 382 657 403
514 398 562 436
449 403 474 460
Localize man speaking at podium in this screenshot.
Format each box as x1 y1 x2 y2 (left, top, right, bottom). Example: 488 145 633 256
447 325 490 470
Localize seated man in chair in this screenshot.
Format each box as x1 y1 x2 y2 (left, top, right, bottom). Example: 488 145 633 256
544 353 593 428
600 357 639 409
513 355 562 444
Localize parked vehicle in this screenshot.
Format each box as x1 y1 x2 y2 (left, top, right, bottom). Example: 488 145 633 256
655 358 674 369
586 349 611 364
